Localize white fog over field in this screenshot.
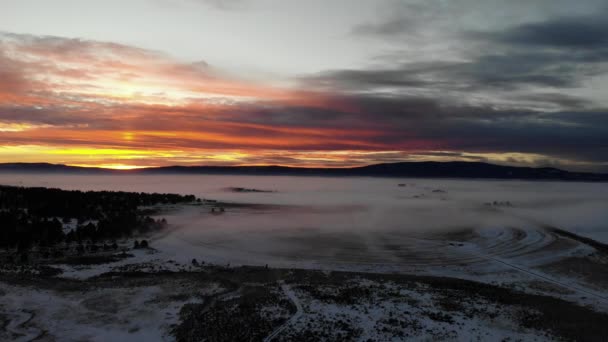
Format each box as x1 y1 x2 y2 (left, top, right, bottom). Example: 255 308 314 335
3 174 608 341
1 174 607 270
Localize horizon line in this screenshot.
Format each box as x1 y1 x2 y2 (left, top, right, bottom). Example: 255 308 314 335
0 160 595 173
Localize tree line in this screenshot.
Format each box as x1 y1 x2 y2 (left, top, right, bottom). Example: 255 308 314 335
0 185 199 251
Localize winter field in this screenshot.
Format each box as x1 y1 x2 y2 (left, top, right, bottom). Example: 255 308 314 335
1 174 608 341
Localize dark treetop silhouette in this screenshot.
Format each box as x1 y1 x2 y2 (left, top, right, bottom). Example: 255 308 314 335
0 185 198 251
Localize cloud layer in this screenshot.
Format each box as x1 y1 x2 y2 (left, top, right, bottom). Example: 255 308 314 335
1 2 608 171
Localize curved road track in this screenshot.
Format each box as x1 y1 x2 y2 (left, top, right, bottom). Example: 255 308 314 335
263 282 302 342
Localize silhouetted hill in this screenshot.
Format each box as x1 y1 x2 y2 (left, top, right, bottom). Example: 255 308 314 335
0 163 115 174
1 162 607 181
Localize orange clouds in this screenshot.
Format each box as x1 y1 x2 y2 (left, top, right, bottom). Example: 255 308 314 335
3 32 591 170
1 32 405 167
1 33 300 109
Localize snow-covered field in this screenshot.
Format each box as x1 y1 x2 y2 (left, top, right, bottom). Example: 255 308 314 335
2 173 607 267
0 273 225 342
3 173 608 241
2 174 608 340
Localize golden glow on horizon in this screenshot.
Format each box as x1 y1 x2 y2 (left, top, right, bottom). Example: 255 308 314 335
69 163 151 170
0 144 590 170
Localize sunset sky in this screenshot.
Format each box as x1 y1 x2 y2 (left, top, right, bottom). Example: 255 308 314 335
1 0 607 171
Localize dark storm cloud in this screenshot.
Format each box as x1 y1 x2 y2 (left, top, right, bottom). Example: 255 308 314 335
462 11 608 89
341 7 608 95
195 92 608 164
507 93 593 109
294 8 608 171
223 95 444 130
466 10 608 77
454 53 588 89
486 14 608 49
303 50 603 93
305 68 427 91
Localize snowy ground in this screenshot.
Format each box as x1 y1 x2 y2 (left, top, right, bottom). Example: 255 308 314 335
0 276 223 342
278 279 549 341
1 174 608 340
2 221 608 341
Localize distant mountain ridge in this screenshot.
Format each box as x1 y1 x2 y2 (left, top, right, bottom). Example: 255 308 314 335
0 162 607 181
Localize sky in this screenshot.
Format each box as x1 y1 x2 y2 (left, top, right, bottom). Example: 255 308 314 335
0 0 607 171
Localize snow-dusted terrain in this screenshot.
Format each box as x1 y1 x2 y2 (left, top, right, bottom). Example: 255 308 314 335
1 174 608 340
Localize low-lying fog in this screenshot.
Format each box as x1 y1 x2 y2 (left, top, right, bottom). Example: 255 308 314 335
2 174 607 266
